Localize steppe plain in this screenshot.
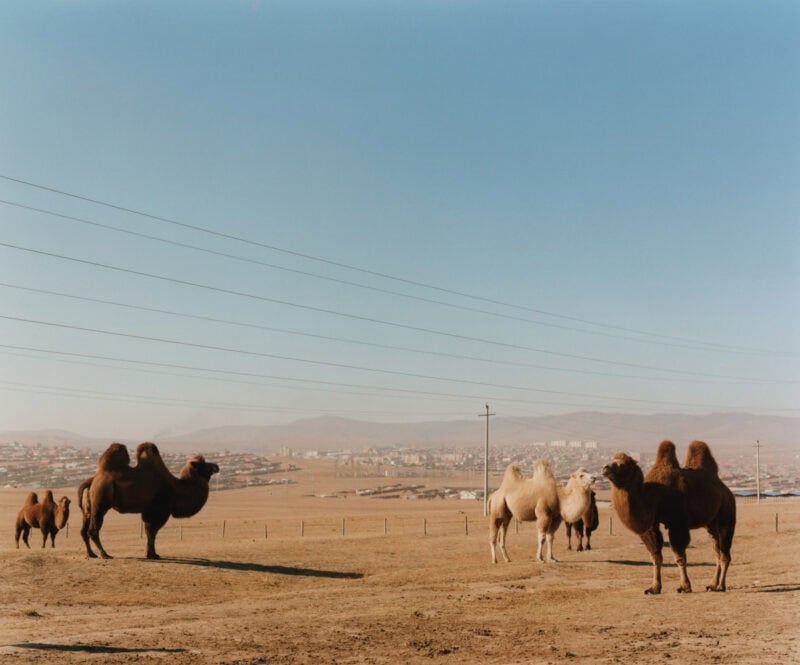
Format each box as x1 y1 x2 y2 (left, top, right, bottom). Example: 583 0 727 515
1 458 798 664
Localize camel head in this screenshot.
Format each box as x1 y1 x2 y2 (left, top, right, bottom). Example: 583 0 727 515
56 496 71 529
569 467 596 491
136 441 161 462
654 440 680 469
602 452 643 489
179 455 220 482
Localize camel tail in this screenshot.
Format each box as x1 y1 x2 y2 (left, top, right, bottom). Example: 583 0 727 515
684 440 719 475
77 477 93 514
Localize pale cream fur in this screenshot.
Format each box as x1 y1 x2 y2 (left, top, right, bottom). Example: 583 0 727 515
488 461 595 564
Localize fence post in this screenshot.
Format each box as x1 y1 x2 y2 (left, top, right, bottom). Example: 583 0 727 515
222 520 226 538
775 513 779 533
140 521 143 539
264 523 268 539
179 525 183 541
65 524 69 539
301 520 305 537
384 518 388 536
609 516 613 536
465 514 469 536
424 518 427 536
342 518 346 537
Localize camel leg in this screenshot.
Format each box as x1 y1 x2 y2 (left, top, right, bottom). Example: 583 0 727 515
575 520 585 552
706 521 734 592
544 530 557 563
80 511 97 558
585 526 593 551
489 515 501 563
565 522 573 551
89 508 113 559
497 515 511 563
667 525 692 593
41 527 48 549
640 528 664 595
142 507 170 560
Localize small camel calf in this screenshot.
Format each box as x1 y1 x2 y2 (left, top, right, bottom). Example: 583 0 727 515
15 490 71 549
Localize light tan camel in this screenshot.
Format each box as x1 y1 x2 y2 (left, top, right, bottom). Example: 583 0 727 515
15 490 71 549
565 490 599 551
488 461 595 564
78 442 219 559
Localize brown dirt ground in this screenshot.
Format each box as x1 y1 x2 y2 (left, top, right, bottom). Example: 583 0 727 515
1 458 798 664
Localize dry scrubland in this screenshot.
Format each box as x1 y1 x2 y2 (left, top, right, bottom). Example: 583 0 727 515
1 458 798 664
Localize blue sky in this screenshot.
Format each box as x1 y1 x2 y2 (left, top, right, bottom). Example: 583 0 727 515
0 1 797 439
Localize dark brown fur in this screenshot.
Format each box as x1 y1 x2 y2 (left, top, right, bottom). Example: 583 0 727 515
602 450 690 594
15 490 71 549
80 442 219 560
645 440 736 591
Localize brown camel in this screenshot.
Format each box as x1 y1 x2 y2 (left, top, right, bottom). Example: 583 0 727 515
645 440 736 592
601 451 688 594
78 442 219 560
565 490 599 552
15 490 71 549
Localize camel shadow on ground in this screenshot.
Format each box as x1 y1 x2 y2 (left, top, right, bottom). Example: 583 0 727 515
601 559 714 567
10 643 185 654
158 557 364 579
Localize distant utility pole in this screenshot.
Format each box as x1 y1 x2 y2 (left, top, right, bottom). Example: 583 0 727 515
755 439 762 505
478 403 495 517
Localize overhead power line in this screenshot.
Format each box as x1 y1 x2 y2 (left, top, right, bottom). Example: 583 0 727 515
0 240 785 384
2 343 794 415
1 281 787 386
0 313 790 413
1 173 791 357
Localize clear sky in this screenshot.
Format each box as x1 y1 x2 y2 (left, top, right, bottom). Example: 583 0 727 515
0 1 798 440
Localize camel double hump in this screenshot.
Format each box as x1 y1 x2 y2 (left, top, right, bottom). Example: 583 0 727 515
78 441 219 560
489 460 595 564
15 490 71 549
602 440 736 595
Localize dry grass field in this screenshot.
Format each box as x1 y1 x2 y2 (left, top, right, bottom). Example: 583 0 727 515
1 458 798 664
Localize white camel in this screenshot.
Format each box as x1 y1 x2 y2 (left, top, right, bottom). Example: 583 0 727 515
488 461 595 564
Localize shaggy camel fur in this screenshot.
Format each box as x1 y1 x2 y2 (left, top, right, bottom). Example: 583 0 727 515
15 490 71 549
565 490 599 552
489 461 595 564
645 440 736 592
78 442 219 560
602 450 689 594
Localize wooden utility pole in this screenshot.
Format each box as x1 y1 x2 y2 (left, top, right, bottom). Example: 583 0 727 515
755 439 762 505
478 403 495 517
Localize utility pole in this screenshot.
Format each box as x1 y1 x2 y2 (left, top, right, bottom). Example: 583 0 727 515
755 439 761 505
478 403 495 517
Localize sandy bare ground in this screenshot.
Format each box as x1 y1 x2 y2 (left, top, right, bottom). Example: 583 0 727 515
1 461 798 664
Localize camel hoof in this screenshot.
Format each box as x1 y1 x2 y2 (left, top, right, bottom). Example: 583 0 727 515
146 553 161 560
705 585 725 592
99 553 113 560
577 545 583 552
644 587 662 595
586 544 591 551
86 553 98 559
677 587 692 594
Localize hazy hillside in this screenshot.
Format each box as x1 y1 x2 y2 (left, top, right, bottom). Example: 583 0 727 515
161 412 798 454
3 412 796 454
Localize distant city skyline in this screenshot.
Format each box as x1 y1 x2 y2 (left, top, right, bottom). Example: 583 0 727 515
1 1 797 439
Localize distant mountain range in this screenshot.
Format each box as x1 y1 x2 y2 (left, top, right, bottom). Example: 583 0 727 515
3 412 797 454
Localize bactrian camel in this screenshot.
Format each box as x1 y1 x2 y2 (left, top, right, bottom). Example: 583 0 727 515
489 461 595 564
78 442 219 560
